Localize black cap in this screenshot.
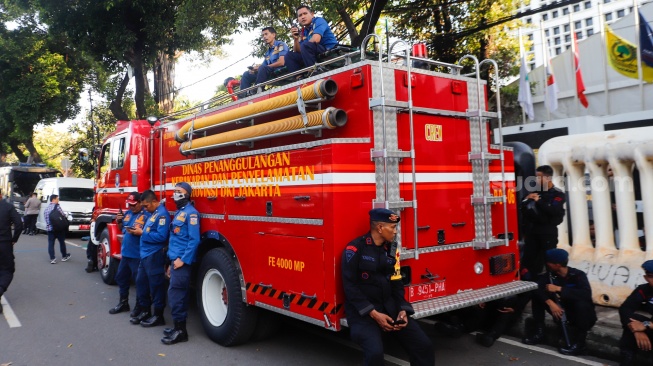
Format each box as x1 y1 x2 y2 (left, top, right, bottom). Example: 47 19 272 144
643 260 653 274
369 208 400 223
545 248 568 264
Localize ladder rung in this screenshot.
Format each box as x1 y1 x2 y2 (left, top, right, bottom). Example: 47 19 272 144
466 110 498 119
471 196 504 205
372 201 415 209
369 98 408 109
370 149 412 159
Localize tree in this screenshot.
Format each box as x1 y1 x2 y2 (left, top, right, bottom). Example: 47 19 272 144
9 0 245 119
0 16 88 162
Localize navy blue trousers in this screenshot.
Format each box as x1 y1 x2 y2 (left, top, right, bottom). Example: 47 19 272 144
47 231 68 260
284 42 328 72
136 249 167 311
115 257 140 299
168 264 192 322
348 315 435 366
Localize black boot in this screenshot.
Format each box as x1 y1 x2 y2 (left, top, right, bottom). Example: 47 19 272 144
475 331 498 347
163 327 174 337
109 297 130 314
522 324 545 345
161 321 188 345
85 260 95 273
130 304 143 318
130 309 151 325
558 330 587 356
141 308 166 328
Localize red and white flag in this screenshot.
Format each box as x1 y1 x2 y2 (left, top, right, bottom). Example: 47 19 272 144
573 34 589 108
544 43 559 112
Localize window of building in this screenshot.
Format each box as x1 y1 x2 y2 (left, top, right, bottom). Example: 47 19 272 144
587 28 594 36
564 24 570 32
555 37 561 45
617 9 625 18
545 29 550 37
575 21 582 29
563 8 570 15
565 34 571 43
604 0 611 3
576 31 583 39
543 13 549 21
529 63 535 71
526 17 532 24
605 13 613 21
574 4 580 12
553 10 559 18
585 1 591 9
586 18 593 27
556 47 562 55
554 27 560 35
529 45 534 52
566 45 571 50
528 34 534 41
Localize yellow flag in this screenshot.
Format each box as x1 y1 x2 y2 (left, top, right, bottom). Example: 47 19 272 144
605 24 653 82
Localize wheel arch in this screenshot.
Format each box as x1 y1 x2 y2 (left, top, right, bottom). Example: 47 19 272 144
197 231 248 303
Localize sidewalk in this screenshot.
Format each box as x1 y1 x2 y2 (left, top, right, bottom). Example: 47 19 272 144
507 304 653 365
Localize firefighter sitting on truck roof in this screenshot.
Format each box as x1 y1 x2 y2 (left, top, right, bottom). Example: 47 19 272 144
162 182 200 345
341 208 434 366
238 27 289 98
284 5 337 73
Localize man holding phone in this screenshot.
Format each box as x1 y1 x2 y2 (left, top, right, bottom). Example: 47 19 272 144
341 208 434 366
239 27 289 97
284 5 337 73
108 192 149 315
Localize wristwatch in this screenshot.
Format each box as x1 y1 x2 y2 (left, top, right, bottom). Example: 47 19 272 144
644 321 651 329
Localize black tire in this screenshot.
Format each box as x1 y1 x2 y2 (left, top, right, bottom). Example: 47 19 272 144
98 228 118 285
250 308 281 342
196 248 258 346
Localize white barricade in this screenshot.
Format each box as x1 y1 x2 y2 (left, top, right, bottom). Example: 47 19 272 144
538 127 653 307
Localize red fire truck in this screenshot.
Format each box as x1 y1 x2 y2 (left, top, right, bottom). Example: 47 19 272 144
89 37 536 346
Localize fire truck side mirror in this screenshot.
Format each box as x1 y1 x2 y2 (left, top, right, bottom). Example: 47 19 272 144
146 116 158 127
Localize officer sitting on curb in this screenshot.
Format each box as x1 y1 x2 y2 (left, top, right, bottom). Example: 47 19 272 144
618 260 653 365
238 27 289 97
523 248 597 356
341 208 434 366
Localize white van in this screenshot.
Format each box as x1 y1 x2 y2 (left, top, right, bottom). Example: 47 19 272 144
35 177 95 233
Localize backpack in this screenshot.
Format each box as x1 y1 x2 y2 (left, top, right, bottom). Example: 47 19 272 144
49 205 69 232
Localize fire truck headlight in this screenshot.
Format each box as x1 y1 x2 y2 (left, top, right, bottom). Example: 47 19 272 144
474 262 484 275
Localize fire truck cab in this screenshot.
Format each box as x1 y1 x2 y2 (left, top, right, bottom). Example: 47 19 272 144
90 37 536 346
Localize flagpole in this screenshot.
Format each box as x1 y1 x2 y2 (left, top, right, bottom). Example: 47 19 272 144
598 2 611 115
634 0 644 110
519 28 526 124
570 13 580 116
540 21 550 121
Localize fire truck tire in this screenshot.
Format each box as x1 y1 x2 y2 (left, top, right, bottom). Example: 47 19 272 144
197 248 258 346
251 309 281 342
99 229 117 285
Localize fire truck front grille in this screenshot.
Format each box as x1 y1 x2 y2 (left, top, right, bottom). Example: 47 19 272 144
70 212 92 225
489 253 516 275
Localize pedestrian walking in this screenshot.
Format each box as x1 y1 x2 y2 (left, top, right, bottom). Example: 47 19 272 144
0 189 23 313
44 194 70 264
23 192 40 235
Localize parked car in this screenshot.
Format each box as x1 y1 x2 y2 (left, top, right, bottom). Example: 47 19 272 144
35 177 94 233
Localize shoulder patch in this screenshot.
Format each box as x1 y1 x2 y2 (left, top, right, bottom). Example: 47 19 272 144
190 214 198 225
159 217 166 226
345 249 356 263
177 212 187 222
365 237 372 245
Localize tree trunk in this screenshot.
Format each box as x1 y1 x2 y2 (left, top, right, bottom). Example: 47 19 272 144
133 50 147 119
109 73 130 121
154 51 175 114
352 0 389 47
8 139 27 162
23 139 42 163
337 7 358 44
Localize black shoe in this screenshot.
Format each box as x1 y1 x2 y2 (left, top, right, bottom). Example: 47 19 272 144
161 321 188 345
109 299 130 314
433 321 465 338
130 311 151 325
130 304 143 318
522 327 545 345
475 332 497 347
558 343 586 356
163 327 174 337
141 309 166 328
85 260 95 273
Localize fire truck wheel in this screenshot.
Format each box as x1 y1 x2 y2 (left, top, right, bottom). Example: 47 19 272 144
197 248 258 346
98 228 117 285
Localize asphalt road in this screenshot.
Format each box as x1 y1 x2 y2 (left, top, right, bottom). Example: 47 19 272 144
1 233 617 366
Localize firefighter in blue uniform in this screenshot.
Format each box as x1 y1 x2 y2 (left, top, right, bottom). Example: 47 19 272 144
341 208 435 366
129 189 170 328
161 182 200 345
618 260 653 365
109 192 150 316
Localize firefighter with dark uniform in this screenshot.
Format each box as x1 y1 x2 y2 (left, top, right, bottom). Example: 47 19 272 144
161 182 200 345
520 165 566 279
129 189 170 328
0 189 23 314
618 260 653 365
341 208 435 366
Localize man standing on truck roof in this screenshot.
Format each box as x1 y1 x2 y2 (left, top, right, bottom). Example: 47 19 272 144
0 189 23 314
108 192 150 316
129 190 169 328
238 27 289 97
162 182 200 345
341 208 435 366
284 5 338 73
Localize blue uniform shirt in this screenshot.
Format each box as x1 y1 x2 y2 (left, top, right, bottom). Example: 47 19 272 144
264 40 289 66
140 205 170 259
121 209 150 259
167 204 201 264
301 17 337 50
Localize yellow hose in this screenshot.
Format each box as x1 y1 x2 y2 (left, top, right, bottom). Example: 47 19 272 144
180 108 347 155
175 79 338 143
